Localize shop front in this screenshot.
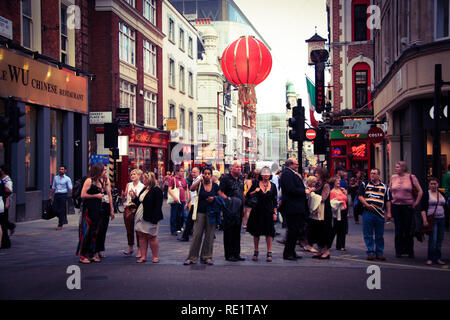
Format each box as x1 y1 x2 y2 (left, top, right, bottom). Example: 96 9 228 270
118 125 170 192
329 129 372 178
0 47 89 221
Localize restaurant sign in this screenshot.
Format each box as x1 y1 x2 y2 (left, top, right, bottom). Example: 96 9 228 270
0 48 88 114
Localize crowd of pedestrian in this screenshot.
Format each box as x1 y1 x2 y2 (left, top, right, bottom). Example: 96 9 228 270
1 158 448 268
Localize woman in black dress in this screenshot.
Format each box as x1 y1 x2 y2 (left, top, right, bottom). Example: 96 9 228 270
247 166 278 262
311 167 333 260
76 163 105 264
96 166 115 259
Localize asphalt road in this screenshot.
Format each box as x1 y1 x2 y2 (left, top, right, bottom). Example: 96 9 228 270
1 201 449 301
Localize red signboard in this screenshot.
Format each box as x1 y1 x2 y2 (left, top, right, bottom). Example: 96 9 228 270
306 129 317 140
367 127 385 144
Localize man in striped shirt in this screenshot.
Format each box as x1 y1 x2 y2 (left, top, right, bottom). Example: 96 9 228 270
358 168 392 261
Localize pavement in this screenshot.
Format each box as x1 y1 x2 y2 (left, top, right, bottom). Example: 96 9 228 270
1 200 450 300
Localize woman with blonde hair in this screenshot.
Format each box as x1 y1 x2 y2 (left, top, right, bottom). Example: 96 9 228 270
130 172 163 263
390 161 423 258
122 169 145 257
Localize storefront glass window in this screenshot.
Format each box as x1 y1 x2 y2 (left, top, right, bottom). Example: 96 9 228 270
50 109 63 185
25 105 38 190
137 148 144 169
145 148 151 171
129 147 136 169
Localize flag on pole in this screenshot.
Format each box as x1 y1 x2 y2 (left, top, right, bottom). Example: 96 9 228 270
306 76 319 128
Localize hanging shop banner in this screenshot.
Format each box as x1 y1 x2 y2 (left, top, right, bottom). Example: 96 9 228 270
0 48 88 113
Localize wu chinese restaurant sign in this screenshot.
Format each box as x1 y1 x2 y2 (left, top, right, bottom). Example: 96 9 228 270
0 48 88 114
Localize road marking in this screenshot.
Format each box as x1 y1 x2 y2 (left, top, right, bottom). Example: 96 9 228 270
334 256 450 272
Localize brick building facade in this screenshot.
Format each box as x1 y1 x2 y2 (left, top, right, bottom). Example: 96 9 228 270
327 0 375 177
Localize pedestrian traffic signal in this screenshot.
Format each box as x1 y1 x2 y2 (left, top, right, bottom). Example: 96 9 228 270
9 99 26 143
288 99 305 142
0 102 10 143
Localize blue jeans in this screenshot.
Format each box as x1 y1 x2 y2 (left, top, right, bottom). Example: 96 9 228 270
170 202 186 234
427 218 445 262
362 211 385 256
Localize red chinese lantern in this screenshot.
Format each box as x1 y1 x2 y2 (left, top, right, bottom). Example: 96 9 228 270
221 36 272 105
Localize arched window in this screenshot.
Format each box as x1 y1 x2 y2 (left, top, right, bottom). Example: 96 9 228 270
352 0 370 41
352 62 371 110
197 115 203 136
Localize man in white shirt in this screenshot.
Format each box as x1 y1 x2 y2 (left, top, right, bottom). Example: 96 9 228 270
49 165 73 230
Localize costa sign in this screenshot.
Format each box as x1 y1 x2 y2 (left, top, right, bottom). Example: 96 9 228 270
367 126 385 144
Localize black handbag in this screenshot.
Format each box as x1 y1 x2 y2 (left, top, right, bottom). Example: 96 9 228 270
245 180 258 208
42 200 57 220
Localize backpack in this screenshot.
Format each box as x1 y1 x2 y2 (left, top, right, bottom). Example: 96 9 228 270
72 176 87 209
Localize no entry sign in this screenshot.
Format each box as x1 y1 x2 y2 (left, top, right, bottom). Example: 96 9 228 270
306 129 317 140
368 127 385 144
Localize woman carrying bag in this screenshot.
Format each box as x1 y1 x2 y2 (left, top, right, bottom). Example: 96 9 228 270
390 161 423 258
421 177 447 265
184 167 220 265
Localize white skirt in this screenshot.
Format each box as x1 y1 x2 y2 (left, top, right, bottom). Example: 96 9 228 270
134 203 159 236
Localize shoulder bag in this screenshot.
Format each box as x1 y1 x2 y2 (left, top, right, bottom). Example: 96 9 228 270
422 191 439 235
192 182 202 221
409 174 419 199
167 178 180 204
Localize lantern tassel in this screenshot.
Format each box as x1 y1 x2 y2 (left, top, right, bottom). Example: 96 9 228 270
238 84 257 106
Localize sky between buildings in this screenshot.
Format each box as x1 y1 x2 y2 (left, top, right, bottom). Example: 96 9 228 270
233 0 328 122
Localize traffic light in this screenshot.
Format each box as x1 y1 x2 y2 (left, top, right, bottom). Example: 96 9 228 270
9 98 26 143
288 99 305 141
0 101 10 143
313 128 328 155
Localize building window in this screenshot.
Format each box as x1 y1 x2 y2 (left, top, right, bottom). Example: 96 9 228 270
143 0 156 25
352 0 369 41
232 116 237 128
169 58 175 88
21 0 32 49
25 105 37 190
197 115 203 135
188 72 193 97
189 112 194 141
60 3 68 64
188 37 193 58
179 28 185 51
169 104 175 119
120 80 136 123
119 22 135 65
353 63 371 110
180 108 185 130
143 39 157 76
179 65 185 93
436 0 450 39
168 18 175 43
123 0 135 7
144 91 157 128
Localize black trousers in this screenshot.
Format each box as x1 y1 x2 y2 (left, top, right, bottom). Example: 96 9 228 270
223 218 242 259
54 193 68 227
283 214 305 258
0 212 11 248
96 202 111 253
392 204 414 256
332 210 348 250
181 205 195 240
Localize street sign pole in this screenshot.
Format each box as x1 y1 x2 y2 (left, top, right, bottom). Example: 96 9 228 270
433 65 442 181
